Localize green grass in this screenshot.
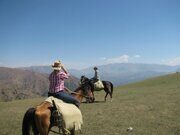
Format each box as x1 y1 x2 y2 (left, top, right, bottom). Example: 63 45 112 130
0 73 180 135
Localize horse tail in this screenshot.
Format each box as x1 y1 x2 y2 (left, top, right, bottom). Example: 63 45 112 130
22 107 38 135
110 82 114 96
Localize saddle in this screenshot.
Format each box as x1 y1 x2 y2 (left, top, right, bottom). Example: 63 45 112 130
94 80 104 91
45 96 83 131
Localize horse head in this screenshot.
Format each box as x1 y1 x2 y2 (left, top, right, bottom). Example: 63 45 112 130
79 75 94 103
80 75 89 84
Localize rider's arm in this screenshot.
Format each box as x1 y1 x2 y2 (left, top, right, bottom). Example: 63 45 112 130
60 64 70 79
61 64 68 74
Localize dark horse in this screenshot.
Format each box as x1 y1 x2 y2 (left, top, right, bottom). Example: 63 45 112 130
22 86 93 135
80 76 113 102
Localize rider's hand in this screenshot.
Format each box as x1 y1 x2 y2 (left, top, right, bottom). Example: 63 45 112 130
61 64 69 74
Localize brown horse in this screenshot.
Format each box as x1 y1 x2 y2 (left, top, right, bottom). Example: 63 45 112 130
80 76 113 102
22 86 93 135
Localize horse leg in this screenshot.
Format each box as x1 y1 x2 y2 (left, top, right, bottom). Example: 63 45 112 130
92 91 95 102
104 92 108 102
110 93 113 102
35 109 51 135
108 91 113 102
110 91 113 101
108 88 112 101
110 83 113 101
70 128 75 135
35 111 43 135
42 110 51 135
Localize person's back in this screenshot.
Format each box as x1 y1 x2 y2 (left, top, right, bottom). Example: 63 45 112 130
89 67 100 92
49 68 68 93
48 60 80 107
93 67 100 81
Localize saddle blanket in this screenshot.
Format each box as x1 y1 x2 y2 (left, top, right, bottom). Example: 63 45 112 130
94 80 104 91
45 96 83 131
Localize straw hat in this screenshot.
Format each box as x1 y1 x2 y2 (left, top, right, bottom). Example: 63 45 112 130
52 60 62 70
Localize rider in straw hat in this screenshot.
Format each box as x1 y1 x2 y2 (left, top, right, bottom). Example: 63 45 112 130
48 60 80 107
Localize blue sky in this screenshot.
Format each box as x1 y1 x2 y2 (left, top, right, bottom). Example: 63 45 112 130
0 0 180 69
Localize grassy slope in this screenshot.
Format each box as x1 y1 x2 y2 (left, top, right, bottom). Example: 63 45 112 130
0 73 180 135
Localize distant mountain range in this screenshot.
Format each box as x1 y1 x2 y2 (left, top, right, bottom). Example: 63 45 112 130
21 63 180 86
1 63 180 101
0 67 79 101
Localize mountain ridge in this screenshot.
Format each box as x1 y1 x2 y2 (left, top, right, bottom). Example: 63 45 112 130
0 67 79 101
20 63 180 86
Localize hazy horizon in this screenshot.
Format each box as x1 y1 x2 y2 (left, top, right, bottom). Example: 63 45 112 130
1 62 180 71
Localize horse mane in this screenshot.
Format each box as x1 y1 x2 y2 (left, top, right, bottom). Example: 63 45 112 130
80 76 90 85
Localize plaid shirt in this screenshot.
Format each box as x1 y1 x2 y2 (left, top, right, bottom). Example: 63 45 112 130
49 71 69 93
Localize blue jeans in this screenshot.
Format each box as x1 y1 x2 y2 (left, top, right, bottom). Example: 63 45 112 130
48 91 80 107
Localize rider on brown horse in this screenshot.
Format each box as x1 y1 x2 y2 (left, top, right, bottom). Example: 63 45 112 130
48 60 80 107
